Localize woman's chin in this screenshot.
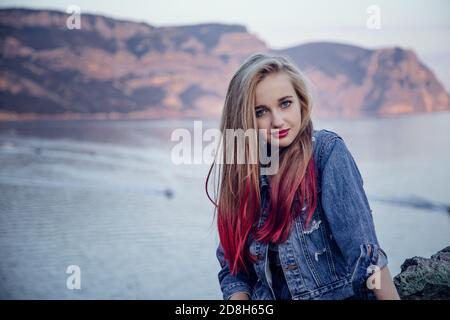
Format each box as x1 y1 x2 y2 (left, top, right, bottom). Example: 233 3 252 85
268 137 292 149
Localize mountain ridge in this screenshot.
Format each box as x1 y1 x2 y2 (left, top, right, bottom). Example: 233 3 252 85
1 8 449 120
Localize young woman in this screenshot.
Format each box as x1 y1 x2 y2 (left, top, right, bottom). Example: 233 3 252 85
206 53 400 300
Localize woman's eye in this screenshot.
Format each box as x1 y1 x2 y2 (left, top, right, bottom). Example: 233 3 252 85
255 109 267 118
281 100 292 108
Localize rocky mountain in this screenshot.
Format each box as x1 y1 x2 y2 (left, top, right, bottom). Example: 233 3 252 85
0 8 449 120
273 43 450 118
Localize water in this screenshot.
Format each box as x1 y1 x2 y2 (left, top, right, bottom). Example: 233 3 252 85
315 112 450 283
0 113 449 299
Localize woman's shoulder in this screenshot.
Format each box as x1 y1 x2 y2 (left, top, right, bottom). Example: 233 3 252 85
312 129 343 157
313 129 362 183
312 129 341 144
312 129 355 173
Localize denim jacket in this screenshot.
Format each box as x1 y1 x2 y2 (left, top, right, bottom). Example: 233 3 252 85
216 129 388 300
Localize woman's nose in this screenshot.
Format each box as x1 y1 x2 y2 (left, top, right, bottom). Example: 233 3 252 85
271 109 285 128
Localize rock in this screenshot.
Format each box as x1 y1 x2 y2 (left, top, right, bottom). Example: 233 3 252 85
393 246 450 299
164 188 174 199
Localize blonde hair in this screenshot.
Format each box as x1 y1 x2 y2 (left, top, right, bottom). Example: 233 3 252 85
207 53 317 275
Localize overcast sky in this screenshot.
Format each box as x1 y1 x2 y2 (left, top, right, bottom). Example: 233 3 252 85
1 0 449 89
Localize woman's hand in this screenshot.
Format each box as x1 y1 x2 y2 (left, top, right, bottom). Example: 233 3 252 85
229 292 250 300
372 266 401 300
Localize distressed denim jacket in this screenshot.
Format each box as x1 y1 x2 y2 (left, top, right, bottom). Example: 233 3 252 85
216 129 388 300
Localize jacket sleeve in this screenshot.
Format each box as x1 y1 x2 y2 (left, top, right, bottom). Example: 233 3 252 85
319 134 388 299
216 242 257 300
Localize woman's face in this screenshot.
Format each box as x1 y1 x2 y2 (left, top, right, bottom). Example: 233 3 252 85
254 72 302 148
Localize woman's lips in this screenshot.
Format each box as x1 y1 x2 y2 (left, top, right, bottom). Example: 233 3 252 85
273 128 290 138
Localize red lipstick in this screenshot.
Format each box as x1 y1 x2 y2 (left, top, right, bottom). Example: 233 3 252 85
275 128 290 138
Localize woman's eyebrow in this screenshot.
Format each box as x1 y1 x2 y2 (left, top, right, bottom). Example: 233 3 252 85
255 95 293 108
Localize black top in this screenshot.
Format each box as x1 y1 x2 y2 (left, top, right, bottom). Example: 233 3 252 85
268 242 292 300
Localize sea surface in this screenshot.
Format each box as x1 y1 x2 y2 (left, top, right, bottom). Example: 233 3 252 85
0 112 449 299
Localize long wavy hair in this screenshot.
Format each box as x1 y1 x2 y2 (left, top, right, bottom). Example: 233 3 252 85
206 53 318 276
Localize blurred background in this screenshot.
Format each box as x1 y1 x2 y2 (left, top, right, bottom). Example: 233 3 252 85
0 0 449 299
